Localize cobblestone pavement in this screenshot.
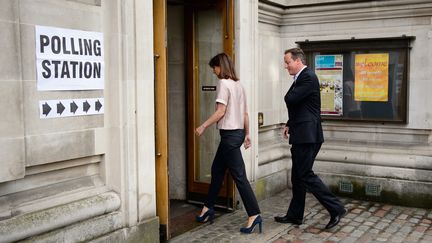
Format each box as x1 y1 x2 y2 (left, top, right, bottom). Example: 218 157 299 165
169 189 432 243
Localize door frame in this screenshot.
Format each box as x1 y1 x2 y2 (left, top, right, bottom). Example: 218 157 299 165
153 0 235 240
153 0 169 240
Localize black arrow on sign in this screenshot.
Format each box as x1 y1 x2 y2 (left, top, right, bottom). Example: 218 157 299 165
83 100 91 113
57 102 65 115
95 100 102 112
42 102 51 116
70 101 78 114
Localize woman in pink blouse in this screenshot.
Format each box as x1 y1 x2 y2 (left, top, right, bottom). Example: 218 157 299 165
194 53 262 234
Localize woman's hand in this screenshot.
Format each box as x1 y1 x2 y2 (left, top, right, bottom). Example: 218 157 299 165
195 125 205 136
282 126 289 139
244 134 251 149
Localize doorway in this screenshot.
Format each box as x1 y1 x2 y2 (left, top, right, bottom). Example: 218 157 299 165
155 0 235 240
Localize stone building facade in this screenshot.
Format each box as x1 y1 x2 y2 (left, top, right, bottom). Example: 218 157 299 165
0 0 431 242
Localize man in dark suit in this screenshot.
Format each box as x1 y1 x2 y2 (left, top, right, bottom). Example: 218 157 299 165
274 47 346 229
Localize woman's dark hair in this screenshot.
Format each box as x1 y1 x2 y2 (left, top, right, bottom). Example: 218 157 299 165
208 53 239 81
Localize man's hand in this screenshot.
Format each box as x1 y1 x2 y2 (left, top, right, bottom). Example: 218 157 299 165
244 134 251 149
282 126 289 139
195 125 205 136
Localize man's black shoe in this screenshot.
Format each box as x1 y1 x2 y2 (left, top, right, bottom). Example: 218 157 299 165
274 215 302 225
325 209 347 229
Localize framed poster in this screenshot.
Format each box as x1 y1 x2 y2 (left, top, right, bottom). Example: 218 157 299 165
315 55 343 116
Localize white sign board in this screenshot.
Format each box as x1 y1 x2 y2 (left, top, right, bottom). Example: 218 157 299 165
35 25 104 90
39 98 104 119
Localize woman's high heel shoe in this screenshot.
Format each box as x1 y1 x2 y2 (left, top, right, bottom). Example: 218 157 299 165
195 208 215 224
240 215 263 234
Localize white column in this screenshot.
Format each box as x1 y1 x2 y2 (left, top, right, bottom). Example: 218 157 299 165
235 0 259 181
103 0 156 227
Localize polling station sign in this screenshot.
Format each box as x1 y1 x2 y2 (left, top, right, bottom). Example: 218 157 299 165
35 25 104 90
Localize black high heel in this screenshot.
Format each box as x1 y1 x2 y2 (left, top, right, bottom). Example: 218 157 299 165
195 208 215 224
240 215 263 234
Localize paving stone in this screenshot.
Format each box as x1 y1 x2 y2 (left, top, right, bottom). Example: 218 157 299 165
414 209 427 216
356 233 377 242
375 210 387 217
351 229 364 238
298 233 315 240
400 226 413 234
404 209 414 214
415 226 428 233
358 225 370 232
360 211 372 218
384 213 397 220
385 226 399 234
273 238 289 243
369 216 380 222
306 227 321 234
382 205 392 211
391 208 402 214
421 235 432 242
353 217 365 223
348 221 361 227
327 236 340 241
409 218 420 224
292 239 304 243
341 226 355 233
376 237 389 242
364 221 375 226
339 237 358 243
369 206 379 212
374 222 389 230
319 231 333 238
389 236 404 243
421 219 431 224
405 236 421 242
351 208 362 214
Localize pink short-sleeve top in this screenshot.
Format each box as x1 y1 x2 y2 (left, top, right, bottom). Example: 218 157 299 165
215 78 247 130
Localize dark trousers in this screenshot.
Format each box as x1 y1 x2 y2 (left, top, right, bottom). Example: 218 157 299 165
287 143 344 219
205 129 261 216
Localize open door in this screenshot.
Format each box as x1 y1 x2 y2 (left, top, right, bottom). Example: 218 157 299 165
155 0 235 240
186 0 235 209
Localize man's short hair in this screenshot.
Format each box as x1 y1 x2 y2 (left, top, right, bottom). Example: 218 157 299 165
285 47 306 64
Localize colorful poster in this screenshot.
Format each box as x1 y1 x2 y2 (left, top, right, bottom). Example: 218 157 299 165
354 53 389 101
315 55 343 116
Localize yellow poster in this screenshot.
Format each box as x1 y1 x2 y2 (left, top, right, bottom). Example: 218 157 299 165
354 53 389 101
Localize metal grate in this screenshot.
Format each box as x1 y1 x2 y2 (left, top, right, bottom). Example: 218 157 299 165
339 181 353 193
365 183 381 196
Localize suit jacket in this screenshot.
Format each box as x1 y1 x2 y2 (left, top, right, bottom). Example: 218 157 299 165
284 67 324 144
